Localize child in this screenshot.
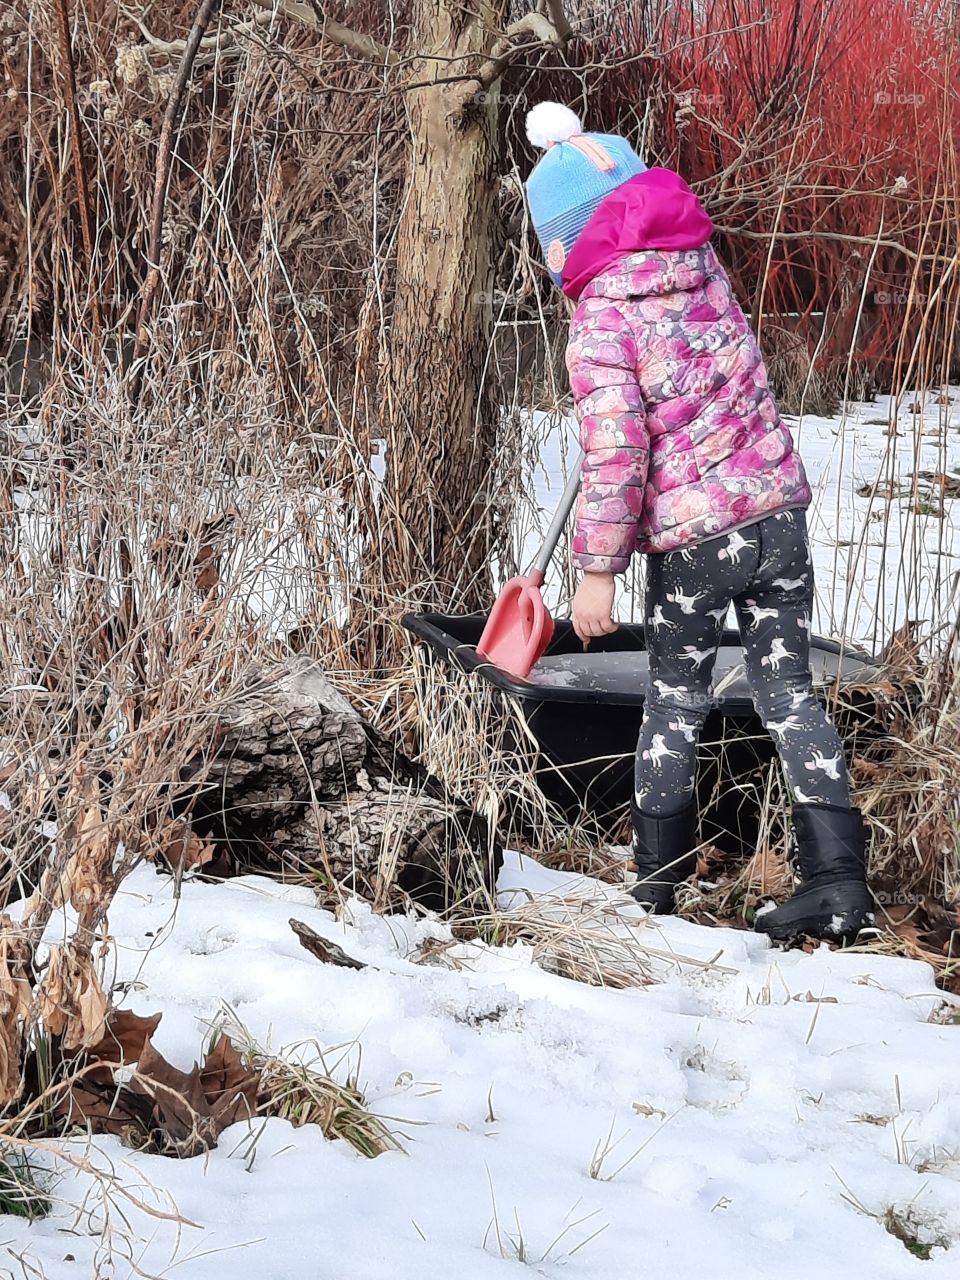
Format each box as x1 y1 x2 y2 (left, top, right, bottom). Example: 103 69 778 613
524 102 874 942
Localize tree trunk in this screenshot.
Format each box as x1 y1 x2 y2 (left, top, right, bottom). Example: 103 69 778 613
375 0 508 638
179 657 502 913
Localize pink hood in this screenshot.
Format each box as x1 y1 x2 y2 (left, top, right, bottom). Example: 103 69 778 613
562 169 714 301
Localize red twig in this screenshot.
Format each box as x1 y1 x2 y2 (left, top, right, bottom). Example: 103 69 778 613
129 0 222 404
51 0 102 344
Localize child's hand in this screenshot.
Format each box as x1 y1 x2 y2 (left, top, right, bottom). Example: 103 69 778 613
572 572 618 643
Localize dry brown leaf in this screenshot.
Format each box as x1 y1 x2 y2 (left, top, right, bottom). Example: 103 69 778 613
150 510 235 599
56 1018 260 1155
851 756 887 781
54 1077 153 1137
129 1034 259 1157
38 945 69 1039
0 915 33 1104
845 678 902 702
17 888 41 926
194 543 220 594
67 771 112 919
154 819 217 876
131 1040 218 1157
741 845 793 901
917 897 960 959
84 1008 163 1065
200 1035 259 1129
883 908 954 974
79 978 108 1044
21 766 115 929
39 944 109 1051
878 621 924 675
694 843 730 877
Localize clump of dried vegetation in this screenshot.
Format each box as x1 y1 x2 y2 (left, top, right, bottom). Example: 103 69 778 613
441 884 738 989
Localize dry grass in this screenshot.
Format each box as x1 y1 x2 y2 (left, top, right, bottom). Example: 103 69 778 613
2 0 958 906
531 844 629 884
676 840 795 929
257 1055 401 1157
847 657 960 901
217 1014 402 1159
430 883 738 989
0 0 431 1113
0 1148 50 1220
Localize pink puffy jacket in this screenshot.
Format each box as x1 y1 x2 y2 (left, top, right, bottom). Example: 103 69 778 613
564 171 811 573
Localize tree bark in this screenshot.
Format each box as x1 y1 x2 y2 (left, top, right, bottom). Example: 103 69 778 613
375 0 508 633
179 657 501 912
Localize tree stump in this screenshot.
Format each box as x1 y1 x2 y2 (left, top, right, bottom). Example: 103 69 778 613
180 657 501 913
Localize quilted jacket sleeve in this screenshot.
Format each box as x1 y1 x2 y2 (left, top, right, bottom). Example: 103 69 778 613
565 304 649 575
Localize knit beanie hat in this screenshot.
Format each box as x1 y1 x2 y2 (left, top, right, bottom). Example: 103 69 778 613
525 102 647 285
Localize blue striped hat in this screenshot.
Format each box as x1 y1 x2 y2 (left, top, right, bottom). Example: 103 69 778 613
525 102 647 285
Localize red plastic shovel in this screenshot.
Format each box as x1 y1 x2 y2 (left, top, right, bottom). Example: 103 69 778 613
476 459 582 680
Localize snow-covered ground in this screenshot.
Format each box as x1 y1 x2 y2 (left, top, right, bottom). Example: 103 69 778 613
525 389 960 653
4 395 959 1275
4 857 960 1278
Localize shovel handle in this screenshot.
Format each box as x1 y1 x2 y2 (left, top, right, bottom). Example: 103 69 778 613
532 453 583 577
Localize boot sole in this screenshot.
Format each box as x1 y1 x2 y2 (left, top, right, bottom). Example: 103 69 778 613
755 881 876 944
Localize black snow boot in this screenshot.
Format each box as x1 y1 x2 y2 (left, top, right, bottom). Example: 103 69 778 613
629 800 699 914
754 802 875 943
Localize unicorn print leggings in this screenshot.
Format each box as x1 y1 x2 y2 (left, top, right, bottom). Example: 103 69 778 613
635 509 851 816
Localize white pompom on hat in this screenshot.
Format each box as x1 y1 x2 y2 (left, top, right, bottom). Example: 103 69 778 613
525 101 583 149
523 100 647 286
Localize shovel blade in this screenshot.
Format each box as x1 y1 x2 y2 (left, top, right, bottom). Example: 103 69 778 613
476 572 554 680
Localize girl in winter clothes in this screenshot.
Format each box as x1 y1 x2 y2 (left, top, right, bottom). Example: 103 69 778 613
523 102 874 942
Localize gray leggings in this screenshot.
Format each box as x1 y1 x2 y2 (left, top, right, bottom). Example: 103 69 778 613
635 509 851 816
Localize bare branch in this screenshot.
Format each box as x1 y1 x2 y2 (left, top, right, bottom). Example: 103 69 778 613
52 0 102 344
129 0 222 404
246 0 398 65
711 223 934 263
544 0 574 42
130 0 400 66
446 10 573 113
121 4 268 56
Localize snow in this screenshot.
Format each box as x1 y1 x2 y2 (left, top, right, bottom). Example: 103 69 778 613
793 390 960 652
523 389 960 653
4 858 960 1277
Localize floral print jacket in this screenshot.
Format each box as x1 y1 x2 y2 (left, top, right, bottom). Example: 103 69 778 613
566 244 811 572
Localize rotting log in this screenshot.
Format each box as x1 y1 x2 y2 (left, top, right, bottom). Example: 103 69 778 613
179 657 501 913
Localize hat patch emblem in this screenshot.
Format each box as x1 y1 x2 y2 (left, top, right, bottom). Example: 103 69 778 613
547 239 566 273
